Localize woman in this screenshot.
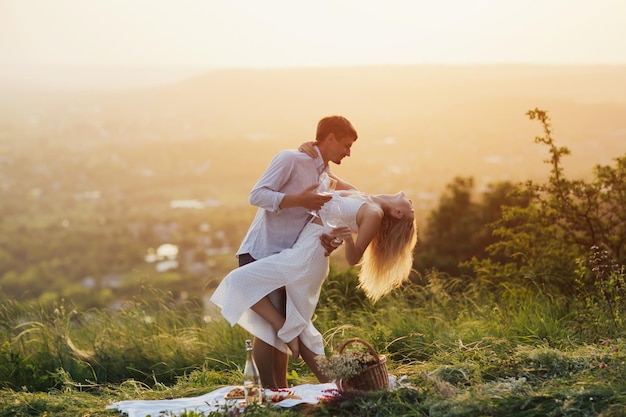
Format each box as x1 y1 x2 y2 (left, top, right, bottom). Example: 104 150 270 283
210 189 417 384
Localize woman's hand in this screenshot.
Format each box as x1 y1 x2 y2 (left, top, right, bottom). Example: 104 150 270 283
331 226 351 242
320 227 352 256
320 233 340 256
298 141 318 158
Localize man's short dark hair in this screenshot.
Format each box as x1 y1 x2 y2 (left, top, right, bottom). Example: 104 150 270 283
315 115 358 142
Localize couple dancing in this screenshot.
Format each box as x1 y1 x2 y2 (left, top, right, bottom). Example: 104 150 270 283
210 115 417 388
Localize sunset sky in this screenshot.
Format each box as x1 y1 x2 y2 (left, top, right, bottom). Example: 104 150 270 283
1 0 625 87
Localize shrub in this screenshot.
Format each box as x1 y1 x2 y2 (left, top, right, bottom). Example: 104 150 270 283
470 109 626 296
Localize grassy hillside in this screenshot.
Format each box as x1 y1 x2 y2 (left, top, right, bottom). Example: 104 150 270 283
1 65 626 415
1 271 626 416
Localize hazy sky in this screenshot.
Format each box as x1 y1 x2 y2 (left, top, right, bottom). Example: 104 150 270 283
1 0 625 88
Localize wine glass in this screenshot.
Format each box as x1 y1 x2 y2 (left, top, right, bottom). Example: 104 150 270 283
308 172 337 218
324 204 344 247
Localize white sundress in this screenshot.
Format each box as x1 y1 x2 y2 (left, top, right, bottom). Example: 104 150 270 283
210 191 366 355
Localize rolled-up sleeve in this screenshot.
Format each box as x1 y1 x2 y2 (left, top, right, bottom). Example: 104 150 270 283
249 152 294 213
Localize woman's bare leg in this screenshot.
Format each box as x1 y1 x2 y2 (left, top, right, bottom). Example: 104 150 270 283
250 296 300 359
252 338 278 388
238 257 290 388
250 296 329 385
270 288 289 387
272 348 289 388
299 343 330 383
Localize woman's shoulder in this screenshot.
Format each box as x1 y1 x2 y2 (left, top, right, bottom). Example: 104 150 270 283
364 201 383 214
358 201 383 220
338 190 368 200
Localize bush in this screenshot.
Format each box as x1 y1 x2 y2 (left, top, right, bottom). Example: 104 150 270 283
470 109 626 297
414 178 530 277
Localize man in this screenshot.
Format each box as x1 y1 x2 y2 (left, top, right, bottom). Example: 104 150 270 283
235 115 358 388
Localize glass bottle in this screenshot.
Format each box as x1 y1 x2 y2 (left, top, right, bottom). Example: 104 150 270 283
243 339 262 404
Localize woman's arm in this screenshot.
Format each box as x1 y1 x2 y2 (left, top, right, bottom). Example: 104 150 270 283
298 141 318 158
340 205 383 265
328 172 357 191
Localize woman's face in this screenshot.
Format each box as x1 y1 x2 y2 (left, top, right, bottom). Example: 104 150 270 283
393 192 414 220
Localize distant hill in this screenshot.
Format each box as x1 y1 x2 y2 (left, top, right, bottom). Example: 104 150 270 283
114 65 626 143
2 64 625 210
3 64 625 136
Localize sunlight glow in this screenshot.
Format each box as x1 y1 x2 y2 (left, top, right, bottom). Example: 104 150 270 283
2 0 625 69
1 0 624 89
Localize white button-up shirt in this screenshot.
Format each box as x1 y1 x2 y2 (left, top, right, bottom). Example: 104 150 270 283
236 146 327 260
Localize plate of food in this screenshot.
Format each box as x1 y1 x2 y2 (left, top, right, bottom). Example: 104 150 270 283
264 388 301 403
223 387 245 400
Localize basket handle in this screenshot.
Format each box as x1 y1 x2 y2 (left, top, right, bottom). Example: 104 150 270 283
337 338 381 364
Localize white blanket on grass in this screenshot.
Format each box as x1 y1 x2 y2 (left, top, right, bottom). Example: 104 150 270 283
107 383 338 417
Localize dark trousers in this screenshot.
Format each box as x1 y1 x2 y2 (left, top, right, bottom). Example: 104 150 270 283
238 253 256 267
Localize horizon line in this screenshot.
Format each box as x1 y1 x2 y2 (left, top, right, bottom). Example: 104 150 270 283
2 62 625 93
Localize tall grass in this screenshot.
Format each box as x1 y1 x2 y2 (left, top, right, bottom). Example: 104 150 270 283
0 289 249 391
1 269 626 415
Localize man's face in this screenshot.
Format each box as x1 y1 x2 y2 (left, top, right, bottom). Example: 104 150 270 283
329 134 356 165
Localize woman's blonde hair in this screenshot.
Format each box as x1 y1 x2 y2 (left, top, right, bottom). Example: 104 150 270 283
357 212 418 302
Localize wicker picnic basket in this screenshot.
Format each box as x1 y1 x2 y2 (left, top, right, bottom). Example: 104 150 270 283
337 338 389 392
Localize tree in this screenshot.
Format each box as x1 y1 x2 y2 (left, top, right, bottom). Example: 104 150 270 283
414 177 529 277
472 109 626 295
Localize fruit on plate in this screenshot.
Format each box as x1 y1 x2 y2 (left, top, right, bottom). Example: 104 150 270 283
264 388 301 402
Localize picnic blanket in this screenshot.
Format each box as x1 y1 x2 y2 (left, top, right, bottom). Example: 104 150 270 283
107 382 338 417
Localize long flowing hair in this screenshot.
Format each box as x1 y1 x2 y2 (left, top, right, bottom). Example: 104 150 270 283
357 212 418 302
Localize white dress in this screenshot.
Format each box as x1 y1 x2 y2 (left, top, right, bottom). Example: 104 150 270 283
210 192 366 355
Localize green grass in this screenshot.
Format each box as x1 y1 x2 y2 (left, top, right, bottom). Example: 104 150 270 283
2 271 626 416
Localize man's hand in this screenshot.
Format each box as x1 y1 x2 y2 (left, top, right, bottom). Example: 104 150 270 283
320 233 341 256
281 184 332 210
300 184 332 210
298 141 318 158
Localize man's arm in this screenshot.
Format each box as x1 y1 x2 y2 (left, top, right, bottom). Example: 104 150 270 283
279 184 332 210
296 141 360 255
249 151 330 212
249 151 299 212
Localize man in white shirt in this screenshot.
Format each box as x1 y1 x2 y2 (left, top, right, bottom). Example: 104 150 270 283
236 115 358 388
